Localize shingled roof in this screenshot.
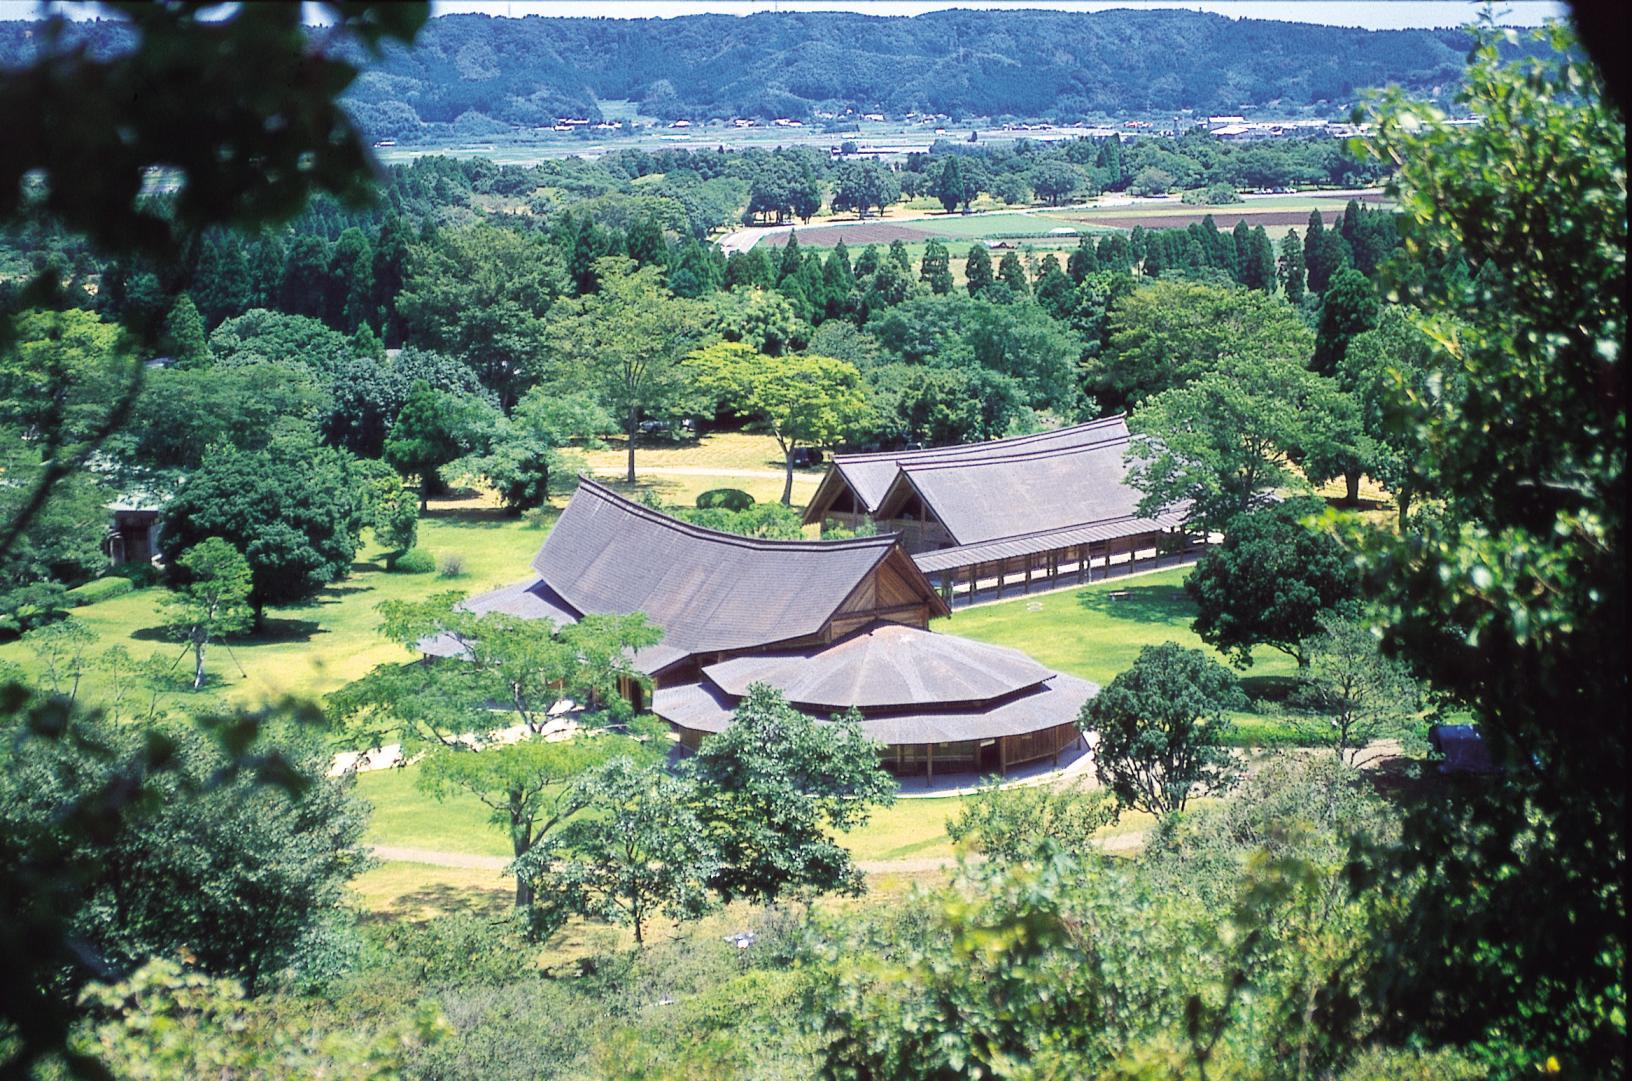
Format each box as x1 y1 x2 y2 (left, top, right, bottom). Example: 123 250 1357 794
804 415 1129 522
528 479 947 663
875 432 1151 546
654 663 1097 745
701 622 1054 711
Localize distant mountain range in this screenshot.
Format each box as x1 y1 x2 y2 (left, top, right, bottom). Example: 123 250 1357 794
2 9 1505 142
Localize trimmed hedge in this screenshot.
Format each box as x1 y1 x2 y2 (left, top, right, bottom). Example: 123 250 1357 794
390 548 436 574
65 576 135 606
697 488 756 512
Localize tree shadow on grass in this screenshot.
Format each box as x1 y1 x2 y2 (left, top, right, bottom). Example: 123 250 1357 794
130 617 326 644
1239 673 1302 705
1074 584 1195 626
358 883 511 924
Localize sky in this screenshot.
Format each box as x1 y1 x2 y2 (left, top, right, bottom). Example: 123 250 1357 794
0 0 1570 29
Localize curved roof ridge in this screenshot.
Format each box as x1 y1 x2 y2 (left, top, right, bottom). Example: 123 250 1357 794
569 477 897 553
830 414 1128 466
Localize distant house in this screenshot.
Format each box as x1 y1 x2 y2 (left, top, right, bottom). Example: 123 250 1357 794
105 495 164 565
422 480 1094 778
802 417 1199 606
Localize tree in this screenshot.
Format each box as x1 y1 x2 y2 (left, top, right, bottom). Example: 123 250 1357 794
1346 24 1626 1068
1184 498 1361 668
1126 353 1344 534
159 294 210 366
919 239 953 295
996 251 1029 296
1080 642 1245 816
831 161 899 219
1336 305 1437 522
450 389 610 513
0 711 371 996
1067 236 1099 283
686 684 895 905
945 780 1117 862
518 758 717 946
1029 161 1080 206
932 155 972 213
1277 229 1306 303
1311 268 1378 376
964 244 993 296
159 439 365 627
357 464 419 563
545 259 710 483
160 538 253 690
1090 281 1312 411
419 734 659 909
695 347 869 504
395 222 567 407
1293 614 1420 764
382 381 496 509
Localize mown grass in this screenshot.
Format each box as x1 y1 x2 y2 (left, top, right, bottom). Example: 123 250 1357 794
355 764 515 858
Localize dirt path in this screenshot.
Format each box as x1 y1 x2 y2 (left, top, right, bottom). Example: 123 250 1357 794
373 845 508 871
587 465 788 480
375 828 1150 880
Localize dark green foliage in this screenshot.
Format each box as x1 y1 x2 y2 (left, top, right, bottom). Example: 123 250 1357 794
963 244 993 297
383 380 497 506
0 708 371 995
64 577 134 606
696 488 756 512
159 438 365 624
686 685 896 905
387 547 434 574
1312 268 1379 375
1344 24 1627 1071
1081 641 1246 816
1185 498 1361 668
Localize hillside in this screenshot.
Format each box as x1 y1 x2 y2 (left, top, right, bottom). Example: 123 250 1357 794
1 9 1488 141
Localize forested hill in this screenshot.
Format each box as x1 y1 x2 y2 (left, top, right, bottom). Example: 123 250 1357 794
348 9 1471 129
1 9 1484 139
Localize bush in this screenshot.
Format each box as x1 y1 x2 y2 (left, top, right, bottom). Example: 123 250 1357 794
109 560 165 588
65 576 135 606
697 488 755 512
437 553 466 579
523 507 553 530
391 548 436 574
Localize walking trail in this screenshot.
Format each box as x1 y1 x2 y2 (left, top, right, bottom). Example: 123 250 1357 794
372 828 1148 879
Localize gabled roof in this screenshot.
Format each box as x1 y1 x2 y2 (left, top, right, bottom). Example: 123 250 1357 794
875 433 1148 546
701 621 1053 711
803 415 1129 522
530 479 947 662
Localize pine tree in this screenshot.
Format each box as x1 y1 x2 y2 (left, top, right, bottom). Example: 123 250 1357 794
1304 210 1332 293
778 231 803 283
1067 236 1098 283
933 155 965 214
1248 226 1276 294
919 239 953 295
1278 230 1307 303
964 245 993 297
997 251 1029 295
160 294 211 367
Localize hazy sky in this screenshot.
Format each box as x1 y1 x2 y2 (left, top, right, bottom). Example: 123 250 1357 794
0 1 1570 29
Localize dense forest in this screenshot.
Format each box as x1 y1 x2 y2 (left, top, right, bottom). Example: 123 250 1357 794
0 9 1511 138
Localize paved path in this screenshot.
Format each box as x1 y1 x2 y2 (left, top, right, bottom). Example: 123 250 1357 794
373 845 508 871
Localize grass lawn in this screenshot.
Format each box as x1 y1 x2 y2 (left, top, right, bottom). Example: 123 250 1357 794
354 764 515 858
0 496 554 706
938 564 1310 740
579 431 824 507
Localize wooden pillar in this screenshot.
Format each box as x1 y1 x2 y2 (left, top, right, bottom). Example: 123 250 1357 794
999 736 1008 776
968 563 977 604
1024 553 1033 592
1077 543 1087 584
926 742 934 784
996 563 1004 598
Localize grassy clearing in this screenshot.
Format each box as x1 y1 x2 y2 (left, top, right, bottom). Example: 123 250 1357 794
579 431 824 507
0 498 553 706
355 764 515 857
938 565 1310 736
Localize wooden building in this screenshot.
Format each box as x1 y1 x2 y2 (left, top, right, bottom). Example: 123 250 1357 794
425 479 1093 776
802 417 1201 604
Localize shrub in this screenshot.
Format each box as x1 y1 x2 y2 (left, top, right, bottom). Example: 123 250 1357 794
522 507 553 530
696 488 755 512
109 560 165 588
437 553 466 579
391 548 436 574
65 576 135 606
